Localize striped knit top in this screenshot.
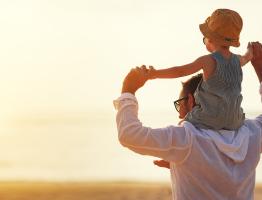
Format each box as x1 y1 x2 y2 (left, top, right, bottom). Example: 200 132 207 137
185 51 245 130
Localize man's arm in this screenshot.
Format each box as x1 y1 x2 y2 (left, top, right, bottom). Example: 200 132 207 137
114 94 192 162
114 66 192 163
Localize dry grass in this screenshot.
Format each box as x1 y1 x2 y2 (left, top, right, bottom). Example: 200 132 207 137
0 182 261 200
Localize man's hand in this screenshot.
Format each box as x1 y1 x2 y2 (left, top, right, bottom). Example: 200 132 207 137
153 160 170 169
121 65 149 94
246 42 253 61
251 42 262 82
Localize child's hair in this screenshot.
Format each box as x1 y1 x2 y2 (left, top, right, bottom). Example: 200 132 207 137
182 74 203 95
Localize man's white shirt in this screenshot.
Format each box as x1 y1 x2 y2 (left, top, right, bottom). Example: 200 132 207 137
113 83 262 200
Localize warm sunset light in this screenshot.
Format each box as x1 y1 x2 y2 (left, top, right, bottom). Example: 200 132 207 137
0 0 262 199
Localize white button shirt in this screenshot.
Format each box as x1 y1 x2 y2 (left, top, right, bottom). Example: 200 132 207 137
114 84 262 200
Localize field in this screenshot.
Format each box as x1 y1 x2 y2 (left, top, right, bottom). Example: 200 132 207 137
0 182 261 200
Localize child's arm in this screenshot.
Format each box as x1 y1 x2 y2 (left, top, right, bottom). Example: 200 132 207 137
239 42 253 67
148 55 208 79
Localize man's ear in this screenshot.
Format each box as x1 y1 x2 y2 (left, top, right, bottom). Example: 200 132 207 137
187 93 195 109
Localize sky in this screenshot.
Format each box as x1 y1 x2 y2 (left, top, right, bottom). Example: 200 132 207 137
0 0 262 181
0 0 261 122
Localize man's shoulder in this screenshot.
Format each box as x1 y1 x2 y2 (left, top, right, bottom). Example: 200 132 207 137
243 116 262 132
181 121 207 136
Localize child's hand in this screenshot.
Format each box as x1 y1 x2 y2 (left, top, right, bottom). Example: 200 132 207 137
147 66 157 79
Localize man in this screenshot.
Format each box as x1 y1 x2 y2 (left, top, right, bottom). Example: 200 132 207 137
114 42 262 200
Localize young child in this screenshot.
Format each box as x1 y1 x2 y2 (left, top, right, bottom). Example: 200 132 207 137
148 9 253 130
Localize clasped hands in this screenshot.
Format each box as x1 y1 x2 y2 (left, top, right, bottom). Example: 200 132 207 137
121 65 156 95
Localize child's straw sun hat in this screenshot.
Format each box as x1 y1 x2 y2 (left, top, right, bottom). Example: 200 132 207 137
199 9 243 47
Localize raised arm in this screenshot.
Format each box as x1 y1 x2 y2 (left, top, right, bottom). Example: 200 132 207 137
114 66 192 163
251 42 262 82
250 42 262 153
239 42 253 67
149 56 209 79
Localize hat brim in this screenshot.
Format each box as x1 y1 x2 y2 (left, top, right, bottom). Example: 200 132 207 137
199 23 240 47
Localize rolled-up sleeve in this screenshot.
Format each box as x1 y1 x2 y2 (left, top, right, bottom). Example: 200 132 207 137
113 93 193 163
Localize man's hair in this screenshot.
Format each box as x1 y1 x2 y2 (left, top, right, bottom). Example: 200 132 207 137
182 74 203 95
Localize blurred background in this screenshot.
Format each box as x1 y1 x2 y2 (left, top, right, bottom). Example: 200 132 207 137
0 0 261 183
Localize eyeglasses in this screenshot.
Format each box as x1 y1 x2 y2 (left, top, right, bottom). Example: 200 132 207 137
173 96 188 112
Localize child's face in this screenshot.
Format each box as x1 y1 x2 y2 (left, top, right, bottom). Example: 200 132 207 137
203 37 216 52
